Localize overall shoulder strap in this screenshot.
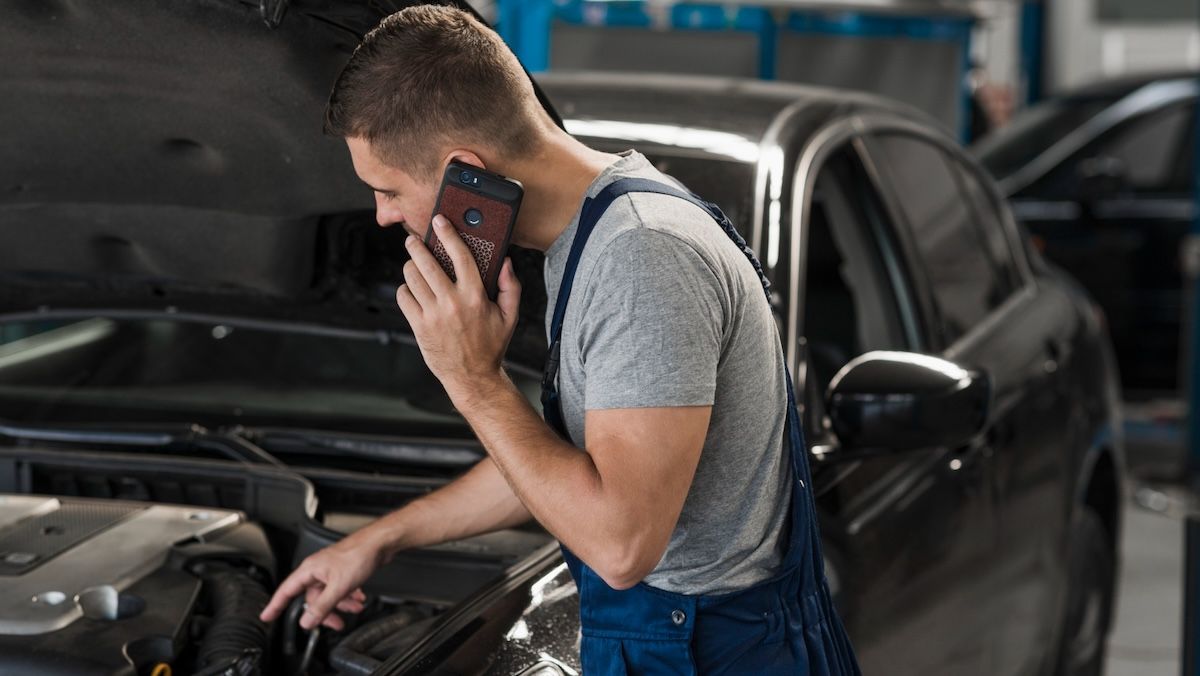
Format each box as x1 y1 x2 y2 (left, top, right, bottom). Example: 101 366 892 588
550 178 696 342
541 176 773 439
550 177 768 340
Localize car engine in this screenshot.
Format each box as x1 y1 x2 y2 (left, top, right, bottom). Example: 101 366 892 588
0 438 576 676
0 494 275 676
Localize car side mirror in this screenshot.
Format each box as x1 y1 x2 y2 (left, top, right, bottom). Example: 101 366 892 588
826 351 991 453
1076 156 1129 203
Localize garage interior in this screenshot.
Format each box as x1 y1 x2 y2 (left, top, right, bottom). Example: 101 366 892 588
0 0 1198 674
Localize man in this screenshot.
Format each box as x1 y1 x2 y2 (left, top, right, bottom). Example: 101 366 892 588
259 6 859 673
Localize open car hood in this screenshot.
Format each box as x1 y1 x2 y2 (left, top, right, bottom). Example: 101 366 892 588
0 0 558 347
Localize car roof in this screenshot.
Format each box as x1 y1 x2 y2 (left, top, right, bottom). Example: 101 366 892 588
1053 70 1200 103
536 71 946 157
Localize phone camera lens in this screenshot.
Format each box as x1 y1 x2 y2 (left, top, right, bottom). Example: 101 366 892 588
459 171 473 184
464 209 483 227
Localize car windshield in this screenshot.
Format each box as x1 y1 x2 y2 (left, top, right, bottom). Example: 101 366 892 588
0 149 751 442
0 316 543 438
972 97 1113 179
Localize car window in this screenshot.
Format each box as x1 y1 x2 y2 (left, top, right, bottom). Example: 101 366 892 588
803 146 916 393
972 97 1112 179
1033 101 1196 198
951 159 1023 292
1097 102 1194 194
870 133 1017 345
802 144 921 501
1169 105 1197 193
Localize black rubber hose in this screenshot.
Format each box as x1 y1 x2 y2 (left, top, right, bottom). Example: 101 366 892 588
197 569 272 674
328 606 428 676
282 596 307 658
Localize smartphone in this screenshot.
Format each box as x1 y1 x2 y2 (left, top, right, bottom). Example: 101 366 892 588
424 161 523 301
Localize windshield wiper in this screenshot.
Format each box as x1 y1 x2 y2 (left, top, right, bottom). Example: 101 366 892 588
0 420 288 469
0 421 177 446
0 308 420 347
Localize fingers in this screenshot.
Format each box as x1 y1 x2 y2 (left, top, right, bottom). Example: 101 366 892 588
497 258 522 325
403 259 435 307
301 580 347 630
405 233 454 296
396 284 422 322
307 594 365 632
300 586 326 630
321 613 346 631
260 561 372 630
431 216 484 294
259 566 317 623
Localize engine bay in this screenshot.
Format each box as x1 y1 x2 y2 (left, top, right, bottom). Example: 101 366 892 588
0 438 573 676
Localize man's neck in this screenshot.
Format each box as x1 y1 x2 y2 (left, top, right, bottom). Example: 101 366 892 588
498 131 621 252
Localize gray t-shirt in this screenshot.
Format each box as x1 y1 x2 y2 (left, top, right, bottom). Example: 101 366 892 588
543 150 792 594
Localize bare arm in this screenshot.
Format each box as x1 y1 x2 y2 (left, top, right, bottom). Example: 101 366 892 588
260 455 530 629
398 218 711 590
450 373 709 590
370 454 532 559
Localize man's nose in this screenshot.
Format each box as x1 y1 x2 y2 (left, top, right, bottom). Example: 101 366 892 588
374 194 402 228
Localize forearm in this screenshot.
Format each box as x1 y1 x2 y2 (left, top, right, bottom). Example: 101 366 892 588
391 231 681 586
445 370 654 586
365 455 533 563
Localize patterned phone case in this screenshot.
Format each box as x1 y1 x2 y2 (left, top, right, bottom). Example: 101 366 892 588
425 172 520 301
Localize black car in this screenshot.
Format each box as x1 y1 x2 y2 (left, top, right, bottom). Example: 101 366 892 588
973 72 1198 398
0 2 1124 676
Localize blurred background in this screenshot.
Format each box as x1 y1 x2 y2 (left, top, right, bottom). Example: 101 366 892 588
1 1 1198 674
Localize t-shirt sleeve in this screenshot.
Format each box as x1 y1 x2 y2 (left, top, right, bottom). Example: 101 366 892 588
577 227 725 410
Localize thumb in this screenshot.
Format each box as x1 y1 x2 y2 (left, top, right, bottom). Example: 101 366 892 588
497 258 521 325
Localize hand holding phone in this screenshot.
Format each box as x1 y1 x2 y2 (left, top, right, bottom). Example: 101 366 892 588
425 162 523 301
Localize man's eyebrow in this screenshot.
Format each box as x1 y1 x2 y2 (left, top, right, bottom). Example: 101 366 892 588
361 180 392 194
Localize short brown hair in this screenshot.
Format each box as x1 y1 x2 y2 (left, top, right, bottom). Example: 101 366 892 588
324 5 543 178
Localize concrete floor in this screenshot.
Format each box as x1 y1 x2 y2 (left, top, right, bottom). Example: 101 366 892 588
1104 488 1184 675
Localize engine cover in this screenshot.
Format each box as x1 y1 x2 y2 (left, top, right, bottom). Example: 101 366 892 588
0 494 272 675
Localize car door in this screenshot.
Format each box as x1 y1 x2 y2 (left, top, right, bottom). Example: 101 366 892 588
793 134 999 675
864 126 1078 676
1013 97 1197 395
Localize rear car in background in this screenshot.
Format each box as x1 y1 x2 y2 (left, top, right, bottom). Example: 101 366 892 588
0 1 1124 675
973 72 1198 401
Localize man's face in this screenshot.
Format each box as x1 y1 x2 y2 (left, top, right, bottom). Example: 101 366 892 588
346 136 439 238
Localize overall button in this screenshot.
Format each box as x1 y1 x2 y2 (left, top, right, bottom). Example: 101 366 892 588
671 609 686 625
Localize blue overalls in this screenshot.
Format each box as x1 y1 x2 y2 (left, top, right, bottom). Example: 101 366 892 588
540 178 862 675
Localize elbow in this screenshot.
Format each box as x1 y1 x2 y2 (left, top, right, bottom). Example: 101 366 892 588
598 567 645 591
592 542 663 591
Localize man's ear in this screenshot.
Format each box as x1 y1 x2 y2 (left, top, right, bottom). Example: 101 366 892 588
443 149 486 171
